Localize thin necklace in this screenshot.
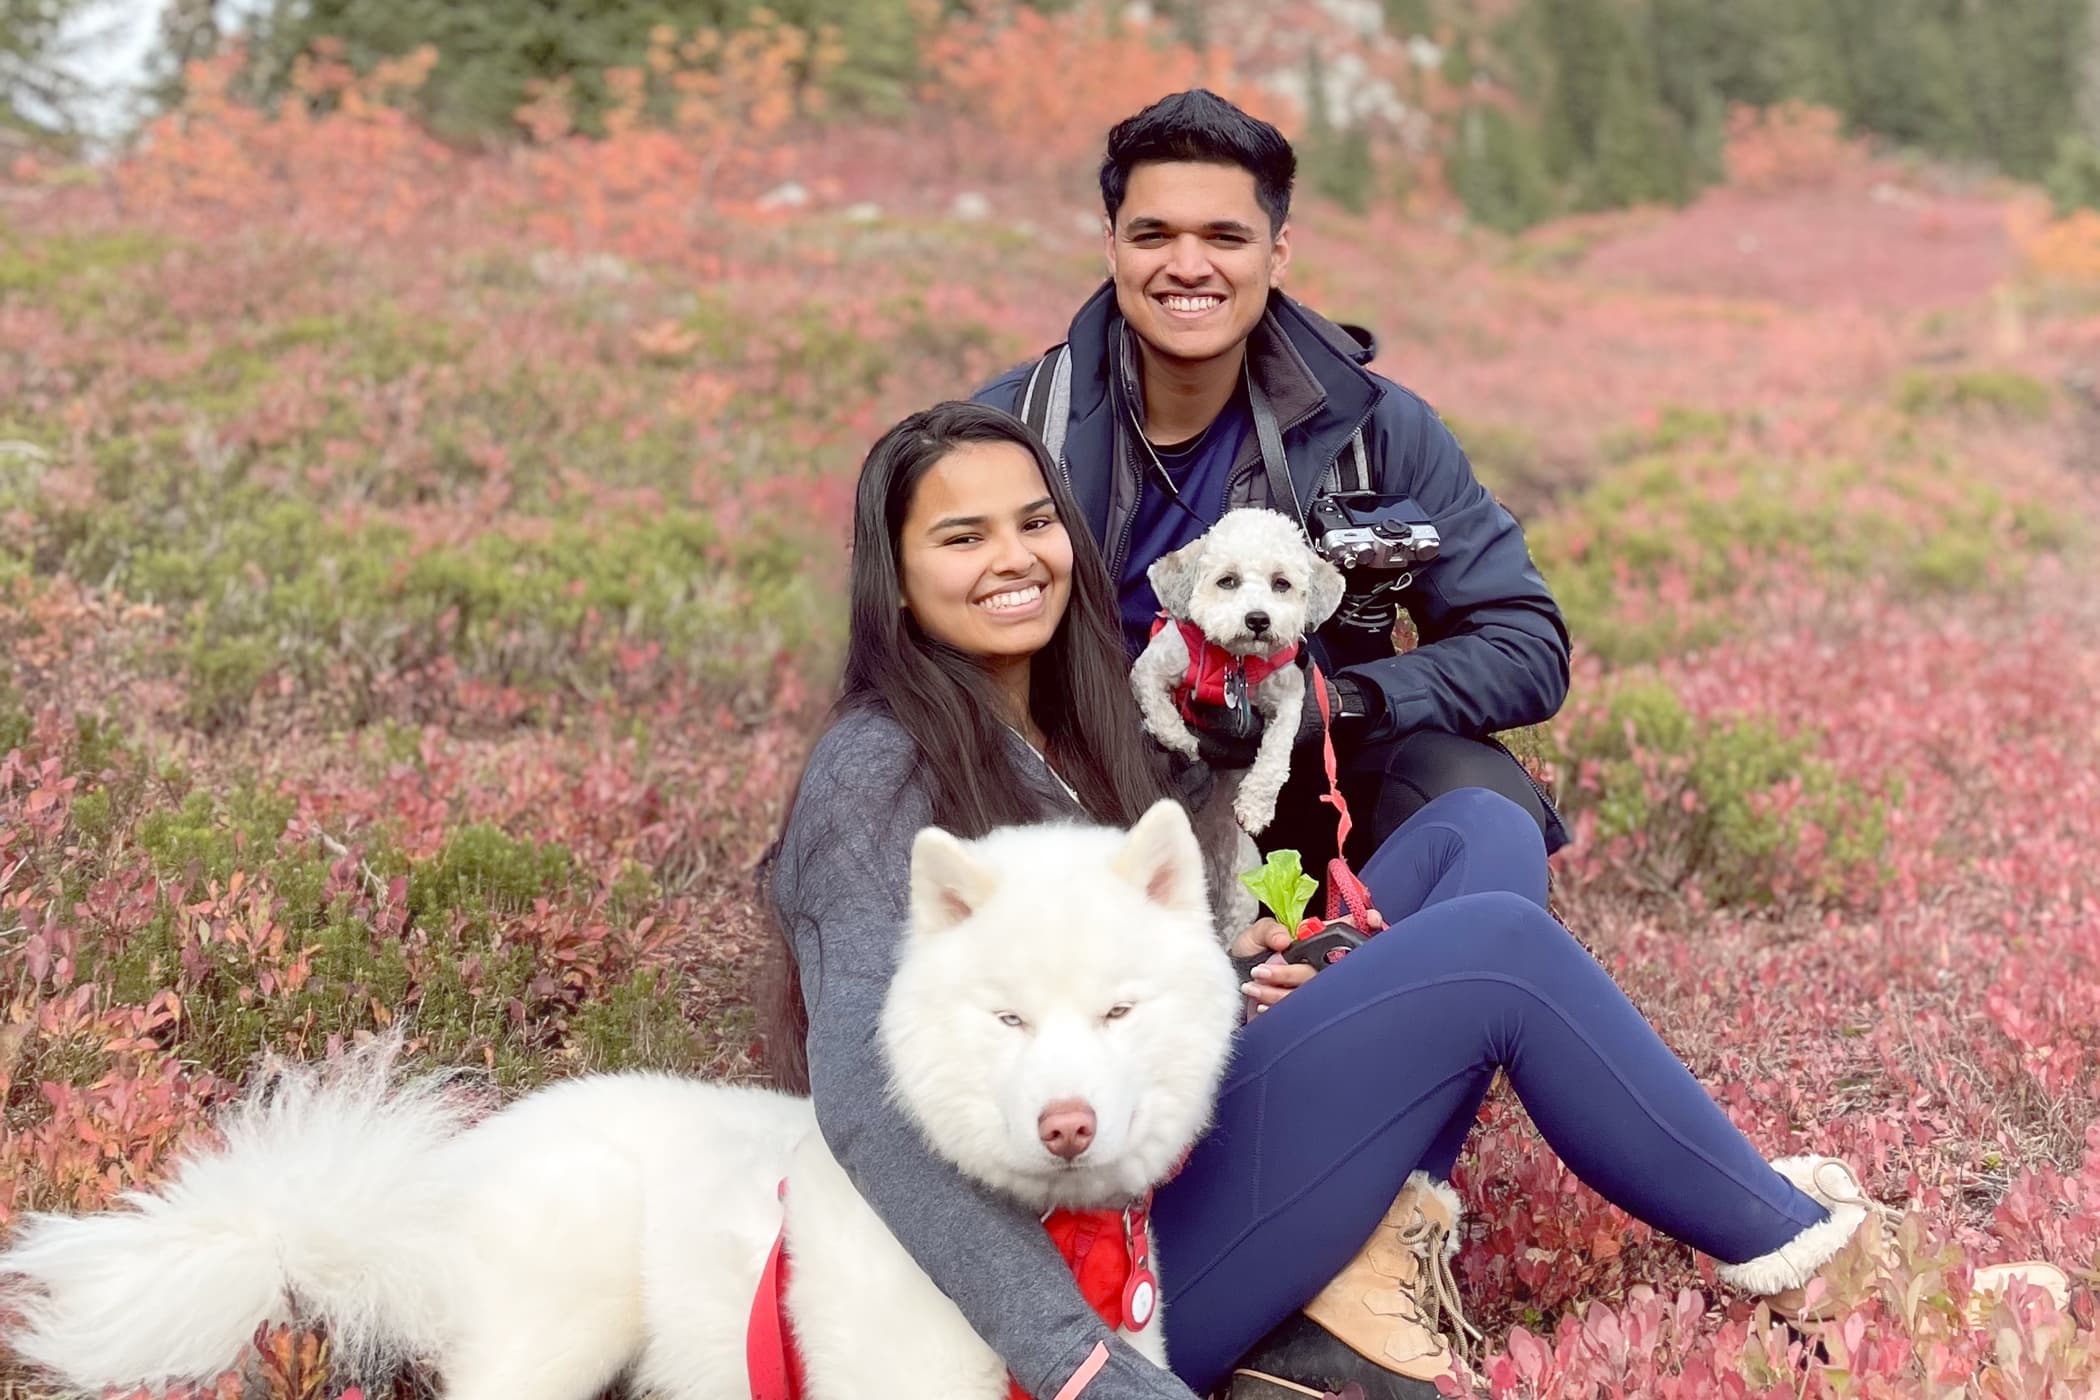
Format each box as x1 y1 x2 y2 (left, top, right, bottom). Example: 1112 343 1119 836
1006 723 1080 806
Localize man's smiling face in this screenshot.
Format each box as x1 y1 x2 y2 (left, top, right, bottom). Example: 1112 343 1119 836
1106 160 1290 369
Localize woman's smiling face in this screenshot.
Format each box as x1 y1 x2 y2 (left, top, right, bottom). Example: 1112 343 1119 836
898 440 1075 665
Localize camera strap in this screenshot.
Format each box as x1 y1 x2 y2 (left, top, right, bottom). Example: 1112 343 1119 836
1244 365 1298 526
1247 370 1374 524
1017 343 1075 486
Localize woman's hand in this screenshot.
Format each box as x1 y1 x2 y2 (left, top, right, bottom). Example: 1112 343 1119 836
1229 917 1314 1014
1227 917 1293 960
1229 908 1388 1014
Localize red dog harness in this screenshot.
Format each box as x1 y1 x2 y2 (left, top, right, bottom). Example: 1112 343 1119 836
748 1187 1156 1400
1147 613 1370 924
1149 615 1299 721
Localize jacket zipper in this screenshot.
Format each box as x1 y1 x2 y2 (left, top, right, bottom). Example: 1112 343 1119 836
1109 412 1141 579
1487 734 1566 829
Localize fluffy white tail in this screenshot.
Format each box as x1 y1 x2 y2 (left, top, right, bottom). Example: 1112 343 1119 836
1 1035 479 1391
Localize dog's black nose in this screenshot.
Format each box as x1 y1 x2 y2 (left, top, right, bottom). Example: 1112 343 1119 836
1245 611 1271 635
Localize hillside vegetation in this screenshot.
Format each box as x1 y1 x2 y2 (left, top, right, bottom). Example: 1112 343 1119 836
3 9 2100 1397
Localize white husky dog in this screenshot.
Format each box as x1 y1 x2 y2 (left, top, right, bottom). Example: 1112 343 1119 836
0 801 1241 1400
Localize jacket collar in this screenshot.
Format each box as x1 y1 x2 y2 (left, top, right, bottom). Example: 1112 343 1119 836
1057 281 1383 530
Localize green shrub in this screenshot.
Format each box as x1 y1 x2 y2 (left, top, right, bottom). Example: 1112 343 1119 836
408 822 575 925
2045 132 2100 215
0 677 31 757
0 228 166 298
570 966 708 1073
68 788 115 845
1599 405 1734 462
100 783 619 1084
1553 676 1892 906
1895 370 2053 422
1444 415 1555 510
46 477 822 725
137 786 302 888
1530 434 2072 665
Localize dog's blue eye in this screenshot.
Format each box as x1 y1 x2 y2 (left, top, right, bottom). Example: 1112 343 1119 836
997 1011 1027 1029
1104 1003 1133 1022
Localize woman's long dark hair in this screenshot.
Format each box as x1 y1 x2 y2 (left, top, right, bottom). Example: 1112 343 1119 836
756 401 1174 1092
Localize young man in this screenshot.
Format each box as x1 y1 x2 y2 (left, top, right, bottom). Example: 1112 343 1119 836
974 89 1570 1400
975 89 1571 877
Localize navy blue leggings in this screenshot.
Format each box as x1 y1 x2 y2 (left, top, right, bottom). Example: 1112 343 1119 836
1151 788 1829 1393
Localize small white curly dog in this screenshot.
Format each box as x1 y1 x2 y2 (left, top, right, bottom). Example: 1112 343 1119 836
1131 508 1345 923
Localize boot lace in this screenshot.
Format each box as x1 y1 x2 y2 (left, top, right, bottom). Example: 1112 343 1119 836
1808 1160 1899 1226
1395 1214 1483 1352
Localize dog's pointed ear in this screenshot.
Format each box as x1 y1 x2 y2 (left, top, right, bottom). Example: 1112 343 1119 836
909 827 995 936
1306 551 1347 628
1147 537 1207 619
1111 800 1207 917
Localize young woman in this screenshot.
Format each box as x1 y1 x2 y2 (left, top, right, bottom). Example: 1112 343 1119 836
759 402 2061 1400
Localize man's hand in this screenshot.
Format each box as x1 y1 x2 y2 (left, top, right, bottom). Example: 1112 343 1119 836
1190 671 1369 768
1183 697 1264 769
1296 671 1375 748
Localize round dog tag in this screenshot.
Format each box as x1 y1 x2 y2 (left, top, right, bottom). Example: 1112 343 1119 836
1123 1199 1157 1330
1123 1267 1157 1330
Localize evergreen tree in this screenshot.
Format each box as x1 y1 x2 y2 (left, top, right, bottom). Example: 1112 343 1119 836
1579 51 1691 208
1533 0 1632 178
194 0 921 139
1826 0 1974 155
2081 0 2100 152
1451 0 2097 224
1381 0 1434 35
1 0 100 143
142 0 221 114
1299 49 1381 216
1955 0 2084 178
2047 131 2100 211
1450 101 1555 232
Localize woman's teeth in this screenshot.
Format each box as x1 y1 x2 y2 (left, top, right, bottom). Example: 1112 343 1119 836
979 585 1042 612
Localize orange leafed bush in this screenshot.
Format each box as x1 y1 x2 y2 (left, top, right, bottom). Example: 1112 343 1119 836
515 12 845 258
1722 100 1871 193
2008 195 2100 284
118 41 453 242
918 0 1288 183
113 14 839 276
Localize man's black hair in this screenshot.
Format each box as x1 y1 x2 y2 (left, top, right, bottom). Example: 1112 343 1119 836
1100 89 1296 235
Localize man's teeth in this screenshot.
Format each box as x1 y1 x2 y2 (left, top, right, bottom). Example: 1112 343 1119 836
1163 294 1221 313
979 585 1041 612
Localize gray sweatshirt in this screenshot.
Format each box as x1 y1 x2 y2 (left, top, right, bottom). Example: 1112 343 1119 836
770 707 1202 1400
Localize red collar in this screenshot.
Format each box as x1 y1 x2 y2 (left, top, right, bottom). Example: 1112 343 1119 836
750 1188 1156 1400
1007 1196 1155 1400
1149 614 1300 716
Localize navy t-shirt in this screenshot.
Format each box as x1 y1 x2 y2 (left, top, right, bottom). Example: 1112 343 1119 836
1115 390 1250 655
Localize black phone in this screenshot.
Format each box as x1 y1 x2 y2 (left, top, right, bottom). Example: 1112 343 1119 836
1283 924 1366 969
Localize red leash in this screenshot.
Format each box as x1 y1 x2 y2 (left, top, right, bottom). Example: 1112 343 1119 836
1309 662 1373 927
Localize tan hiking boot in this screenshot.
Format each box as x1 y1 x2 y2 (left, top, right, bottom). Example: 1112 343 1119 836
1963 1261 2072 1325
1298 1170 1477 1382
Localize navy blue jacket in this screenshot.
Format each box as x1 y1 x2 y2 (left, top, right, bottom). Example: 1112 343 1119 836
975 282 1570 742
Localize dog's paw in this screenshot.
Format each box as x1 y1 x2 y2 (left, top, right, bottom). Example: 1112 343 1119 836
1159 725 1202 760
1232 789 1276 835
